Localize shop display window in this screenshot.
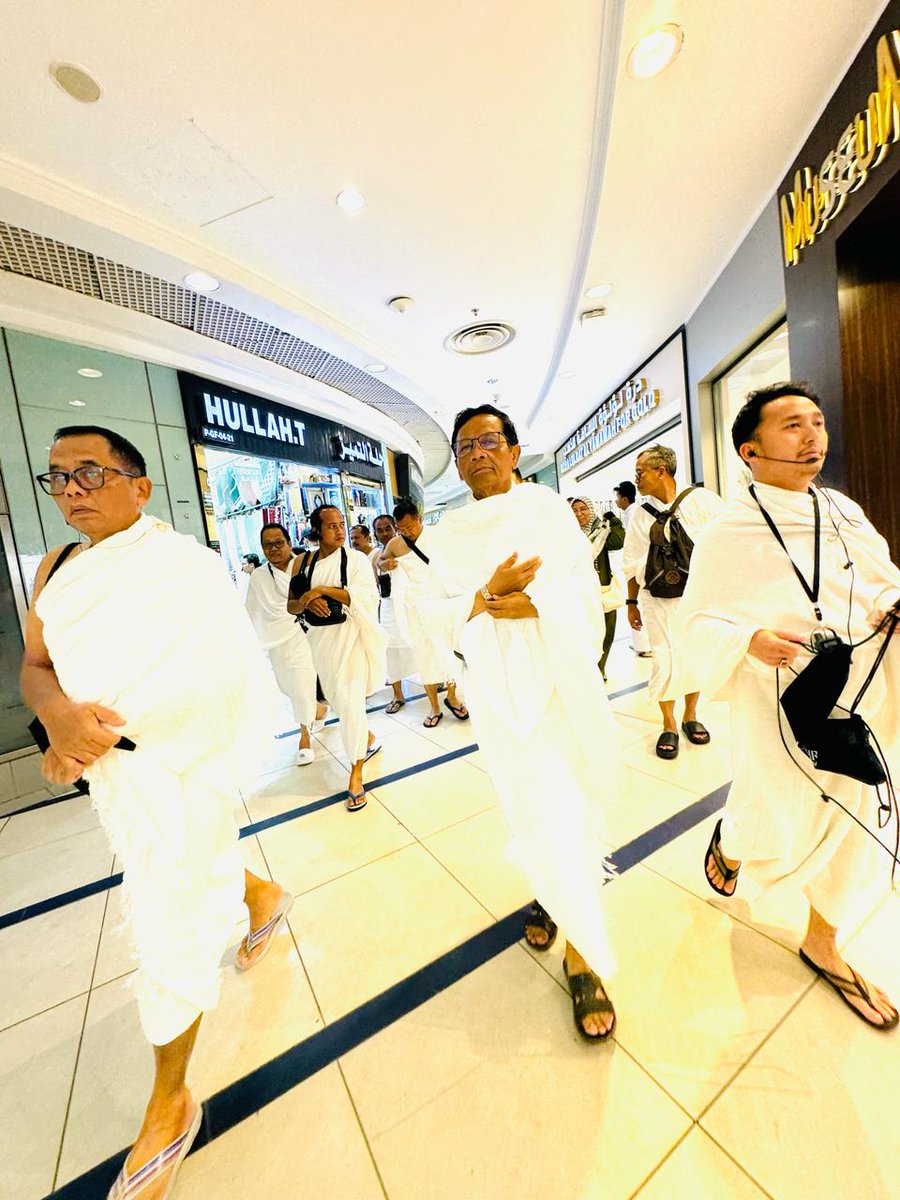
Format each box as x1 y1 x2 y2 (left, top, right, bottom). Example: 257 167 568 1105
713 324 791 498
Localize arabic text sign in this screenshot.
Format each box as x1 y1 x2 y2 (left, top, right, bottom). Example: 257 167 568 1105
179 372 385 480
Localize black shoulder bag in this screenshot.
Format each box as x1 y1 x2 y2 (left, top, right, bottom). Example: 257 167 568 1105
289 547 349 627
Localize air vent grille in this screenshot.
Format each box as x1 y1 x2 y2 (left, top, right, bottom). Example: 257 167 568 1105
0 220 449 482
444 320 516 355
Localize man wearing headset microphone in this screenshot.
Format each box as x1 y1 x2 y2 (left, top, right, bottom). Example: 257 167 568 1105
678 382 900 1030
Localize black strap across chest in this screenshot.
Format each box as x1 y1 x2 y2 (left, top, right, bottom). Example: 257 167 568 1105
303 546 348 588
401 533 429 564
45 542 80 585
749 484 822 622
641 485 696 523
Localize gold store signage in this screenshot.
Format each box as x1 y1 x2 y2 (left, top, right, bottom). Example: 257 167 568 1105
780 29 900 267
559 378 660 474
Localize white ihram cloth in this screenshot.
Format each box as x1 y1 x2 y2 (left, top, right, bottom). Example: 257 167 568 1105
420 483 621 974
303 547 386 762
619 505 651 654
621 486 724 700
36 515 280 1044
373 553 419 684
246 560 317 728
678 481 900 927
397 528 458 684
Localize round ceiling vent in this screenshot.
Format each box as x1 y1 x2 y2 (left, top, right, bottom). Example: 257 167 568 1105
444 321 516 355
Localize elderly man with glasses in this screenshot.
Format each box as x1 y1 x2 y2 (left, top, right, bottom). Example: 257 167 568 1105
411 404 624 1043
621 444 724 759
23 424 291 1199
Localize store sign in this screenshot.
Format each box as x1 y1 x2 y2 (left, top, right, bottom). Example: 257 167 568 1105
179 373 385 480
559 378 661 474
780 29 900 267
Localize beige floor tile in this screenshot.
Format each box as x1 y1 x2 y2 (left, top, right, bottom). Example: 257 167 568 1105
175 1064 384 1200
345 948 689 1200
0 994 87 1200
332 725 450 774
423 807 531 918
92 887 138 987
256 795 413 898
603 766 699 849
0 827 114 912
294 842 490 1021
57 924 323 1185
702 894 900 1200
625 732 734 798
374 757 497 839
634 1128 768 1198
244 753 356 824
0 893 106 1030
315 706 406 752
598 867 814 1116
0 794 100 858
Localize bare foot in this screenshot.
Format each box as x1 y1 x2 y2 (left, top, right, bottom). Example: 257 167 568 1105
119 1090 197 1199
800 941 898 1027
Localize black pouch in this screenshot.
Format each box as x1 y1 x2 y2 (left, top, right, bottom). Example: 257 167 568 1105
290 548 348 626
377 572 392 599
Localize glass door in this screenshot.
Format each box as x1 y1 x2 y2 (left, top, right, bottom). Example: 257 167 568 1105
0 467 31 755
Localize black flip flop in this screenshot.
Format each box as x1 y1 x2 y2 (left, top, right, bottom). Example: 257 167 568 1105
524 900 558 952
799 949 899 1031
656 731 679 759
681 720 711 745
423 711 444 728
563 961 616 1043
704 818 740 897
444 698 470 721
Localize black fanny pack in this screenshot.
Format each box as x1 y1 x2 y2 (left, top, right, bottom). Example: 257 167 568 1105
290 548 348 627
377 572 392 599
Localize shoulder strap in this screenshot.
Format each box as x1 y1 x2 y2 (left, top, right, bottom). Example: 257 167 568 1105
666 486 696 517
340 546 348 587
45 542 79 585
402 533 430 565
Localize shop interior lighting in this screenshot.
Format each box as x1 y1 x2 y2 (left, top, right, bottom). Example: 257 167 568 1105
77 368 103 378
584 283 613 298
626 25 683 79
364 363 386 373
68 399 87 407
183 271 221 292
336 188 366 214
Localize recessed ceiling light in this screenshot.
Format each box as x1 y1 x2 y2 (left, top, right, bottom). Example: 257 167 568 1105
50 62 102 103
627 24 684 79
336 188 366 214
584 283 612 299
77 368 103 378
183 271 221 292
68 399 87 407
365 363 386 373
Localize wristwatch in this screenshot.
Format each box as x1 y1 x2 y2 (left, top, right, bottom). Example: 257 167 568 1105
480 584 495 602
625 599 638 606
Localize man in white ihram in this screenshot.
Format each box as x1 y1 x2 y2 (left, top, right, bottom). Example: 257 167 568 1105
679 383 899 1029
246 521 325 765
22 426 293 1199
416 404 622 1042
621 444 723 759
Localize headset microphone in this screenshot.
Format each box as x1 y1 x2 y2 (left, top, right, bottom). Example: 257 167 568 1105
746 450 823 464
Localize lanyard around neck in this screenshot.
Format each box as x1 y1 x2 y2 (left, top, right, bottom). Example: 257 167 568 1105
749 484 822 622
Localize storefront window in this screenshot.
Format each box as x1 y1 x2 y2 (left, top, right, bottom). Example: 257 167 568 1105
713 324 791 498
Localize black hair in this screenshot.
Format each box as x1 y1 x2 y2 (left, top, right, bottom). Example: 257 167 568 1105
731 381 823 455
309 504 342 536
243 553 261 567
352 522 371 537
393 496 421 522
53 424 147 477
373 513 395 532
614 480 636 503
450 404 519 453
260 521 291 544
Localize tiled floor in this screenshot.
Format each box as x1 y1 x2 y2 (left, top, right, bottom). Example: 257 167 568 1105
2 636 898 1200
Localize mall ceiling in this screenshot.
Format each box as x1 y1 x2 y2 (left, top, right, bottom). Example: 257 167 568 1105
0 0 887 494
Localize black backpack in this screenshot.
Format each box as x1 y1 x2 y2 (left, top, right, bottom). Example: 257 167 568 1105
642 487 696 599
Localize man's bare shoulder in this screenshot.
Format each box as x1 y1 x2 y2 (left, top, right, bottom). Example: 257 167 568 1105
31 543 81 603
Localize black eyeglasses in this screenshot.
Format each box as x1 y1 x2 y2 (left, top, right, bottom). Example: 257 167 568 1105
35 465 140 496
454 432 509 459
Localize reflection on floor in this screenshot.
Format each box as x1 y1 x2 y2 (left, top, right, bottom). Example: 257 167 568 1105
1 634 898 1200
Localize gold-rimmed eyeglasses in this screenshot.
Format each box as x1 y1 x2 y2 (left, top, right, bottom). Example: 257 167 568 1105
454 432 509 459
35 465 140 496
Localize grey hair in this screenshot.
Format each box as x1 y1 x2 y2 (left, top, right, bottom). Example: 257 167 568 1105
638 444 677 476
